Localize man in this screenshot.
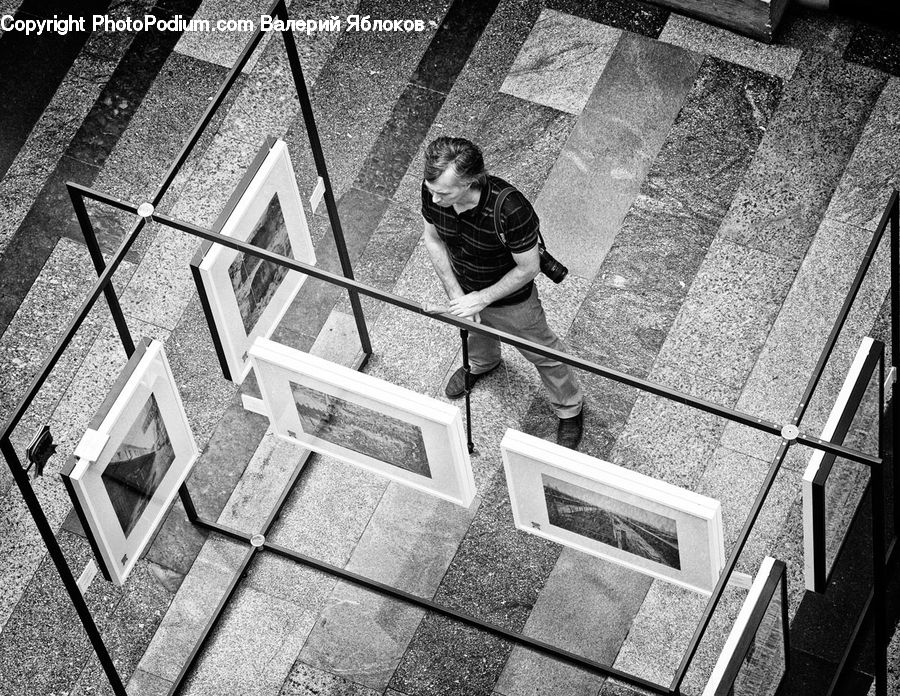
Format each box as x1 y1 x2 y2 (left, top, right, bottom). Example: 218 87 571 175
421 136 583 449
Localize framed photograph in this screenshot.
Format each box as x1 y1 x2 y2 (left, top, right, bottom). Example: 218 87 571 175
703 556 789 696
61 339 199 586
803 336 883 592
191 137 316 384
249 337 476 507
500 429 725 593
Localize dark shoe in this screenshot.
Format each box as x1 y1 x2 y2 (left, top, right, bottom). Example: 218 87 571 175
444 362 501 399
557 410 583 450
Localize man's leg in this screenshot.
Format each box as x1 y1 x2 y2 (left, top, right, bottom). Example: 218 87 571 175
479 287 582 418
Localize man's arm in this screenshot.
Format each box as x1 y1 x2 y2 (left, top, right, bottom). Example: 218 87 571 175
448 244 540 319
423 221 465 300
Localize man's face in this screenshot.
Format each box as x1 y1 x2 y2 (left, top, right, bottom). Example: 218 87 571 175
424 167 471 207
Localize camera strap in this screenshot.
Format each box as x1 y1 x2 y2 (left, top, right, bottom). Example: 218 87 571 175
493 186 546 251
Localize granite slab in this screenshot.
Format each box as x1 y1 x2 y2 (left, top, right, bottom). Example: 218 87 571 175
720 218 891 464
844 24 900 78
392 0 542 206
69 559 176 696
389 614 514 696
546 0 669 38
127 668 175 696
777 5 856 57
345 482 477 593
658 13 800 80
476 92 577 202
0 0 140 256
536 33 701 280
611 580 746 695
173 0 280 73
500 9 621 115
825 78 900 232
283 0 452 201
267 453 387 566
0 530 125 695
279 661 382 695
298 582 425 691
134 535 249 681
606 364 742 489
719 51 886 263
494 549 653 696
652 238 798 392
180 584 316 696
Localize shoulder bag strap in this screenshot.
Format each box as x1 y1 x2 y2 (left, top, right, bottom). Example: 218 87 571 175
493 186 516 247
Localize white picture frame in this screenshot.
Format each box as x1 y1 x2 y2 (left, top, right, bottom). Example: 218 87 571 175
501 429 725 594
61 339 199 586
191 137 316 384
249 337 476 507
703 556 789 696
802 336 882 592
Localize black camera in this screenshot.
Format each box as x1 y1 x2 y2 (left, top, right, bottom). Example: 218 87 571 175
538 243 568 284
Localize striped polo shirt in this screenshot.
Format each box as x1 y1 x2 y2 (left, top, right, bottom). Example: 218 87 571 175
421 175 539 307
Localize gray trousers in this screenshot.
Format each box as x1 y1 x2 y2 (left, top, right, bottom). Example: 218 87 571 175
468 286 583 419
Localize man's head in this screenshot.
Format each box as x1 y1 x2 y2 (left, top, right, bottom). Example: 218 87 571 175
423 137 488 207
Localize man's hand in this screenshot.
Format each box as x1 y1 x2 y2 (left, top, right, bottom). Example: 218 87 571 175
449 291 488 319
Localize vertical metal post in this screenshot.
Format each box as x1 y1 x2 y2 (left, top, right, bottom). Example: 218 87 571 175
277 0 372 358
179 484 199 523
872 352 887 696
0 439 128 695
67 184 135 357
460 329 475 454
892 195 900 540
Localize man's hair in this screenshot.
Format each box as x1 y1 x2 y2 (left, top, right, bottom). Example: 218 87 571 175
423 137 488 188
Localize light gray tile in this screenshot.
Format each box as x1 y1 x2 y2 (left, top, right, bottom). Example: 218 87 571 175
826 77 900 232
136 536 248 681
310 308 365 367
659 14 801 80
654 238 798 392
298 582 424 692
127 668 175 696
496 550 652 696
279 661 381 695
181 585 316 695
537 33 701 280
500 9 621 115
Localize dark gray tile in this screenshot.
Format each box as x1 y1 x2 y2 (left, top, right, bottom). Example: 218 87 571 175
719 52 886 261
536 33 703 280
546 0 669 38
279 661 381 695
844 24 900 77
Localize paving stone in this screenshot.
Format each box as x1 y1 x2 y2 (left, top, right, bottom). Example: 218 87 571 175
500 9 621 115
279 661 381 695
536 33 701 280
659 13 801 80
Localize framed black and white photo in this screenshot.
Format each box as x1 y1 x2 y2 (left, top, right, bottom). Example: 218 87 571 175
61 339 199 586
703 556 789 696
501 429 725 593
191 137 316 383
803 336 883 592
249 337 476 507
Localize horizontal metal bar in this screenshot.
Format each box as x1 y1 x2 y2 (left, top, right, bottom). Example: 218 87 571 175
263 539 672 694
61 185 781 433
192 516 255 545
0 220 145 440
795 432 882 467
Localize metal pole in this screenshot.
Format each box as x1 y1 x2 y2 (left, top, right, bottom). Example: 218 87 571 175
460 329 475 453
67 184 135 357
671 440 791 692
277 0 373 358
891 192 900 541
872 353 887 696
0 439 128 695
